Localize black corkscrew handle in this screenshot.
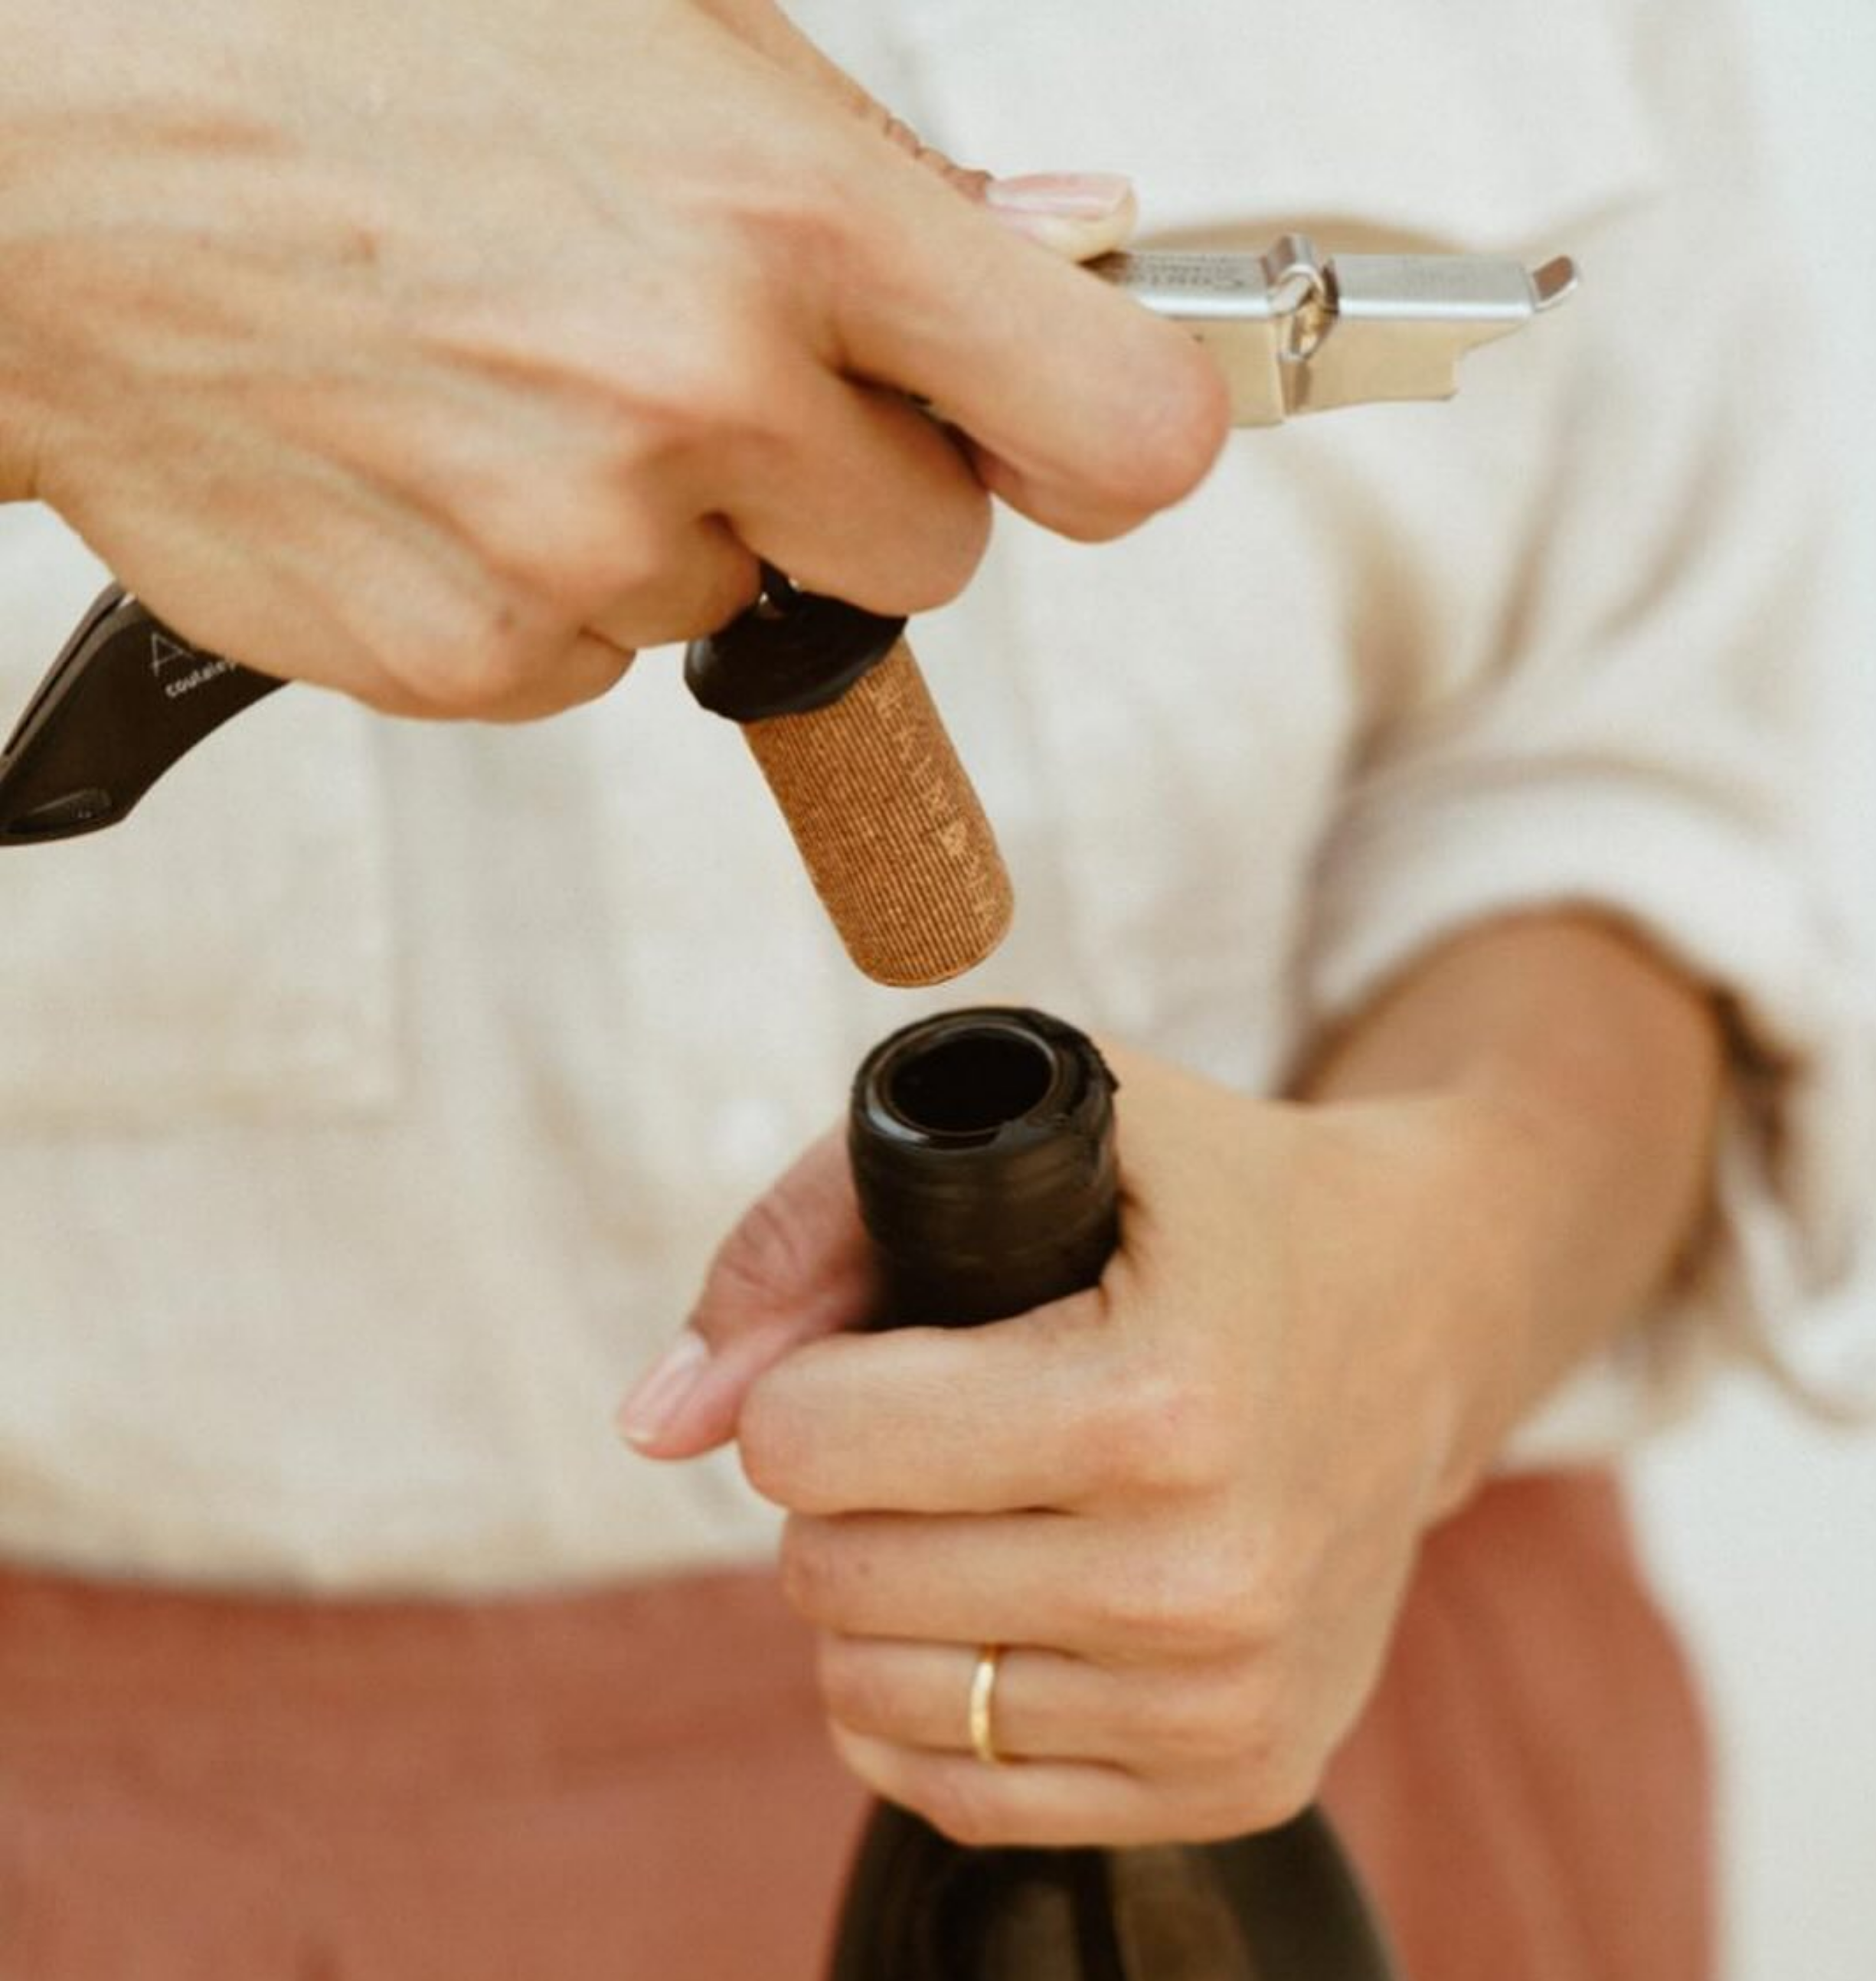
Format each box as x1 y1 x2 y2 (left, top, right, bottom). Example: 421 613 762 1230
0 588 281 842
847 1006 1119 1329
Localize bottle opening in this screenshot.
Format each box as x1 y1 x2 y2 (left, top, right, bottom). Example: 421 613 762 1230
884 1028 1058 1139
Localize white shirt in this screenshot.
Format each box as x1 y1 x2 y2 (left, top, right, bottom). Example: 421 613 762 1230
0 0 1867 1591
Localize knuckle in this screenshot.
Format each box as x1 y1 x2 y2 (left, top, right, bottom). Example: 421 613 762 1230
464 312 774 513
737 1370 824 1509
815 1637 888 1734
918 1770 1008 1849
1073 341 1232 535
1178 1557 1263 1659
511 502 661 623
1136 1663 1271 1770
1179 1670 1325 1837
776 1518 840 1620
388 595 554 717
759 134 888 280
1093 1535 1269 1662
1090 1365 1231 1501
434 460 639 625
1126 341 1232 505
1088 1555 1188 1652
616 306 786 452
885 494 992 614
1232 1537 1306 1652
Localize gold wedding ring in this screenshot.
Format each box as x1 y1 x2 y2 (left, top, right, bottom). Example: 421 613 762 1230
969 1645 1007 1767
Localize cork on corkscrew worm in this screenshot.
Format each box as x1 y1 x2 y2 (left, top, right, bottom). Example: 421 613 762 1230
685 570 1013 989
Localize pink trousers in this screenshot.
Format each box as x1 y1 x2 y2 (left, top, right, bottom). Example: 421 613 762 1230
0 1472 1710 1980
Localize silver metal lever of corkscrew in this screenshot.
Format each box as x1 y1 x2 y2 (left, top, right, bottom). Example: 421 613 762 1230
1102 232 1579 425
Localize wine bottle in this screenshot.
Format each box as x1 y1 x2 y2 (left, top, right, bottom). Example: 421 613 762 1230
830 1007 1397 1981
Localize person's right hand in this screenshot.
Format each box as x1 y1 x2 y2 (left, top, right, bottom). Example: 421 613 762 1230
0 0 1227 719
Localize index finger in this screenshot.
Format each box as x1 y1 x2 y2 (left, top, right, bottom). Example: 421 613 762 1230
829 151 1231 541
737 1286 1152 1516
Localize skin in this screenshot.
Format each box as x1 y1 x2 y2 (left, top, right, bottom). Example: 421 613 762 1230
0 0 1221 719
623 912 1724 1845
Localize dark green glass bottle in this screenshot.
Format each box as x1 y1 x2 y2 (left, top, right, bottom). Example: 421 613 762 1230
830 1008 1397 1981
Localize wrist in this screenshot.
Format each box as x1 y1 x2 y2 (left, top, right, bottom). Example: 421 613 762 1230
1410 1090 1564 1511
1295 917 1722 1509
1309 1090 1552 1517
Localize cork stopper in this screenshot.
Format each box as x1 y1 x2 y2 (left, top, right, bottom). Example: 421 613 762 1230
686 578 1015 988
741 639 1012 986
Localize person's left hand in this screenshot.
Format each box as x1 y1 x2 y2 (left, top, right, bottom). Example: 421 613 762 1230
619 1044 1532 1847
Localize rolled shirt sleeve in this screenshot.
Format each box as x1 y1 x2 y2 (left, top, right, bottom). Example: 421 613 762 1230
1298 11 1874 1456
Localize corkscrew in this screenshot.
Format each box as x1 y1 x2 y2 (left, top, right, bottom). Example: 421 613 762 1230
0 238 1574 986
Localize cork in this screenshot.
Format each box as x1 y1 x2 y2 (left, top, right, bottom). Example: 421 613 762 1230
740 639 1013 987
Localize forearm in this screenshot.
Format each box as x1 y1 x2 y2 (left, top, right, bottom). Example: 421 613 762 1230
1299 910 1725 1505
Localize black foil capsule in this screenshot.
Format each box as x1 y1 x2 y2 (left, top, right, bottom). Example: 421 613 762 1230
848 1007 1119 1329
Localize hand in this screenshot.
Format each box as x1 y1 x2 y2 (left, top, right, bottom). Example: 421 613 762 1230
0 0 1224 719
619 920 1719 1848
622 1048 1531 1847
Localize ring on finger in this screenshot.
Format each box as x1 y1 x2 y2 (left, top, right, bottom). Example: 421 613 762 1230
969 1644 1008 1767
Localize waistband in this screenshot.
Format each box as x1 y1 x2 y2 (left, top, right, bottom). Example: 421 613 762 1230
0 1561 815 1809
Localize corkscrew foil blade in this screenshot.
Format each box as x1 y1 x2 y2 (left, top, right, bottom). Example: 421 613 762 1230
0 590 282 842
1094 234 1579 425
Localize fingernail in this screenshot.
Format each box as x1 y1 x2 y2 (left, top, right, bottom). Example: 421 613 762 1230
985 172 1135 219
616 1330 710 1450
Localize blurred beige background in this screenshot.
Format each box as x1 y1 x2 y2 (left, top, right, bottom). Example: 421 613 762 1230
1633 2 1876 1976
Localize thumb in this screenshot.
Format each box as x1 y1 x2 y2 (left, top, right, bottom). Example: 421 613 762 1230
616 1126 881 1460
701 0 1139 260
